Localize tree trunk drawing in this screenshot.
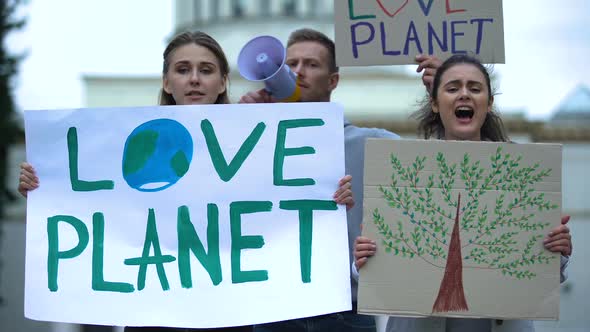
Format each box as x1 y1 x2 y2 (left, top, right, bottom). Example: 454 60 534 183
432 193 468 312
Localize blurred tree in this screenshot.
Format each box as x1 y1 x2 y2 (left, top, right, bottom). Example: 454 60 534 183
0 0 27 305
0 0 25 218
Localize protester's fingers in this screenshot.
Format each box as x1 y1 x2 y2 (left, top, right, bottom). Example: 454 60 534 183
355 236 375 246
548 224 570 237
334 175 352 196
356 257 368 270
339 174 352 186
249 88 271 103
354 238 375 252
544 227 571 248
241 93 262 104
415 54 430 71
544 238 571 248
20 162 34 171
239 89 268 104
355 243 377 254
19 173 39 192
421 68 437 87
559 215 573 254
19 171 39 187
544 233 572 256
544 232 572 244
415 54 428 62
20 168 38 184
422 76 433 90
355 244 377 270
334 190 353 202
422 68 437 78
18 180 38 198
258 89 273 102
415 56 440 72
239 94 256 104
18 185 28 198
20 162 38 180
18 181 37 191
544 241 572 256
332 185 352 203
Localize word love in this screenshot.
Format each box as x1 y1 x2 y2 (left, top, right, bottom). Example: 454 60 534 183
347 0 495 58
68 118 324 192
350 0 467 20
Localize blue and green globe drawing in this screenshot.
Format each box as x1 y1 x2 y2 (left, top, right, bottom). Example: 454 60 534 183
122 119 193 192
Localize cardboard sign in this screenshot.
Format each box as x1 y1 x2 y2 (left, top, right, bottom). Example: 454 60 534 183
359 139 561 320
24 103 351 328
335 0 505 66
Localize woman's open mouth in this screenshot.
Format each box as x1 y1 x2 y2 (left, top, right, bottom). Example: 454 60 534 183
455 106 474 119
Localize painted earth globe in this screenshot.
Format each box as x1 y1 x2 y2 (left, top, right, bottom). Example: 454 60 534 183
122 119 193 191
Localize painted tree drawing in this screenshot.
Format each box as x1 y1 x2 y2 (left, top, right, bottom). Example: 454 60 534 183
371 145 559 314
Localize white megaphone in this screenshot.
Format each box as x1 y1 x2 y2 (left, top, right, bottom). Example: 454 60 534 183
238 35 301 102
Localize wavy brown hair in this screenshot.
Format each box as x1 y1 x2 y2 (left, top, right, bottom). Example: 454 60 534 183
159 31 230 105
413 54 509 142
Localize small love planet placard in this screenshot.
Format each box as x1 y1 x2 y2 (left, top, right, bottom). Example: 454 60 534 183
335 0 505 66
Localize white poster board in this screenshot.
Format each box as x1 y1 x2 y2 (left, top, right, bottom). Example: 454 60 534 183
359 139 561 320
335 0 505 66
24 103 351 328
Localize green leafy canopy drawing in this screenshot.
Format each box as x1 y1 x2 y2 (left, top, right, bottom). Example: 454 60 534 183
373 146 558 313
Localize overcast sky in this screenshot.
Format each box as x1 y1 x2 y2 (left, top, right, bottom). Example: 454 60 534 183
7 0 590 120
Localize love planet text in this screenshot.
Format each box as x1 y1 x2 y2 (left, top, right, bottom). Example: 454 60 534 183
47 118 335 294
348 0 495 58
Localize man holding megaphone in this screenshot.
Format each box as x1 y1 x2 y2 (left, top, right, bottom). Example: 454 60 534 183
239 28 439 332
239 29 342 105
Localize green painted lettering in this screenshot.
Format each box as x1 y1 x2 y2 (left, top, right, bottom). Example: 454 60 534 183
177 204 222 288
201 120 266 182
124 209 176 291
67 127 115 191
273 119 324 186
230 201 272 283
280 200 337 283
47 215 89 291
92 213 134 292
348 0 376 20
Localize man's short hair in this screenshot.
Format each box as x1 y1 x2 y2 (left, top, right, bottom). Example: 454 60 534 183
287 28 339 73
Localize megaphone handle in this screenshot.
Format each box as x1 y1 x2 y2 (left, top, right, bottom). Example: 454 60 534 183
281 81 301 102
264 78 300 102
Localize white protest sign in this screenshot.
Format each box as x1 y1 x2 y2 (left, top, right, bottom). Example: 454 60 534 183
24 103 351 328
335 0 505 66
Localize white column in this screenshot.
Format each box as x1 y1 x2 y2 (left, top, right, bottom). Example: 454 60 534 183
297 0 308 17
219 0 231 20
270 0 281 16
174 0 195 30
244 0 256 17
319 0 333 16
201 0 210 23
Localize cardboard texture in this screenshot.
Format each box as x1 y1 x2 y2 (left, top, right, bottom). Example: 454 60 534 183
335 0 505 66
359 139 561 320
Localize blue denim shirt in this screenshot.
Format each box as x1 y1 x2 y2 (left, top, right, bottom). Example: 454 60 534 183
344 119 400 302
